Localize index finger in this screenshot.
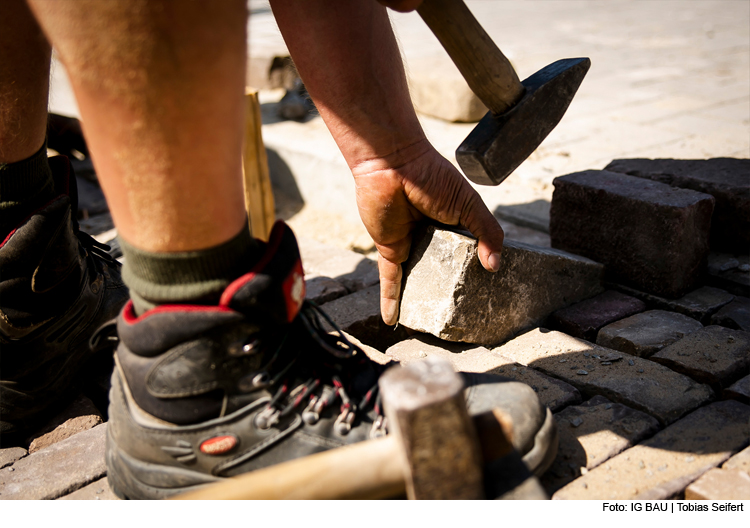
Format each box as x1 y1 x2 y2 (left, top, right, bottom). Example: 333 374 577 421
378 253 403 326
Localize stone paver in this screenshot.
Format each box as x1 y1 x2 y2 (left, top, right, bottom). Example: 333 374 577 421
610 284 735 324
305 276 348 305
548 290 646 342
722 445 750 475
320 285 409 351
706 252 750 298
297 235 378 293
652 326 750 388
27 394 103 453
0 448 27 470
724 374 750 405
596 310 703 357
399 225 603 345
494 329 713 424
604 158 750 254
552 400 750 500
684 468 750 500
712 295 750 331
58 477 119 501
0 424 107 500
541 395 661 494
407 62 486 122
550 170 714 298
386 335 581 412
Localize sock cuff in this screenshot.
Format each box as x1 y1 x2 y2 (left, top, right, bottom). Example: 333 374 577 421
0 142 54 205
120 224 259 305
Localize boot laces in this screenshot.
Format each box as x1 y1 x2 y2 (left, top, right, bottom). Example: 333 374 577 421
253 300 386 438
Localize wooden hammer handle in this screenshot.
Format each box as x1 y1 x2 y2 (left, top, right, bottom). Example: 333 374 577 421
173 409 514 500
417 0 524 114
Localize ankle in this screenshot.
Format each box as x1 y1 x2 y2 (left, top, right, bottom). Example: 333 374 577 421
120 223 261 315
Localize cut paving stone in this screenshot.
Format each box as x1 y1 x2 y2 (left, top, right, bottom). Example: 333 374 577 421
493 329 713 425
29 414 103 454
541 395 661 494
340 331 393 366
319 285 410 352
305 276 348 305
386 334 581 412
27 393 103 452
550 170 714 298
552 400 750 500
0 423 107 500
604 158 750 254
297 236 378 293
608 284 734 325
399 225 603 346
596 310 703 358
724 374 750 405
407 59 487 122
711 295 750 331
547 290 646 342
0 448 27 469
58 477 119 500
722 445 750 475
706 252 750 298
684 468 750 500
651 326 750 388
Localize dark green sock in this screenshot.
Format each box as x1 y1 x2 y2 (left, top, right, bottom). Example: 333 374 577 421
0 143 55 237
120 224 260 314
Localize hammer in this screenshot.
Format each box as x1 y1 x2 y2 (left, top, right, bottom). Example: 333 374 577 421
173 358 530 500
416 0 590 186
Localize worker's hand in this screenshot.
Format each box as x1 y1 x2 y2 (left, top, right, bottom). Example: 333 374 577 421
352 140 504 325
376 0 423 13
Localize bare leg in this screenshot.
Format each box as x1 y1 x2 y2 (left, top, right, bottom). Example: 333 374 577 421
0 0 50 164
26 0 248 252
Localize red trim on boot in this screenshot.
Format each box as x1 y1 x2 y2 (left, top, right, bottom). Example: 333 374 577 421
121 299 233 325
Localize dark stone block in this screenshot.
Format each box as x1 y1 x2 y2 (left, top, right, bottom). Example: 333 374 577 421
605 158 750 254
550 170 714 298
711 295 750 331
548 290 646 341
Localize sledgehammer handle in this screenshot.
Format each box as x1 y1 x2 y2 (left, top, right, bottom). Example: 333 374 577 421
417 0 524 114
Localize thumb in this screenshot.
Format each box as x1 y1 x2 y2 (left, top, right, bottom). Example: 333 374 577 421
458 187 505 272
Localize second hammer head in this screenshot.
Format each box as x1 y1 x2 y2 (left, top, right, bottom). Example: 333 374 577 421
457 57 591 186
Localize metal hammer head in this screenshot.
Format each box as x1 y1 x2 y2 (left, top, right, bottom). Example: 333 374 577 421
457 57 591 186
379 357 485 499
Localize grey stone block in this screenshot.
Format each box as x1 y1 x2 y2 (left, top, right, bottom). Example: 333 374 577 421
0 424 107 500
724 374 750 405
541 395 661 494
57 477 119 500
596 310 703 358
723 445 750 475
494 329 713 425
0 448 27 470
297 236 378 293
706 252 750 297
652 326 750 388
386 334 581 412
605 158 750 254
609 284 734 325
712 295 750 331
319 286 410 351
305 276 348 305
548 290 647 341
550 170 714 298
685 468 750 500
399 225 604 346
553 401 750 500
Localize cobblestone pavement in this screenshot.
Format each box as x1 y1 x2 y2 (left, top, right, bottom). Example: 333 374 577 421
7 0 747 500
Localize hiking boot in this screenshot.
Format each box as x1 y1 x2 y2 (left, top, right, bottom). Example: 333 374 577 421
0 156 129 443
106 221 556 499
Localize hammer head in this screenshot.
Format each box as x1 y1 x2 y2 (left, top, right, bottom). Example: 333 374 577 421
457 57 591 186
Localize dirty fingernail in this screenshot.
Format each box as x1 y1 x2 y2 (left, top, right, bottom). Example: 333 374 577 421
488 252 501 272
